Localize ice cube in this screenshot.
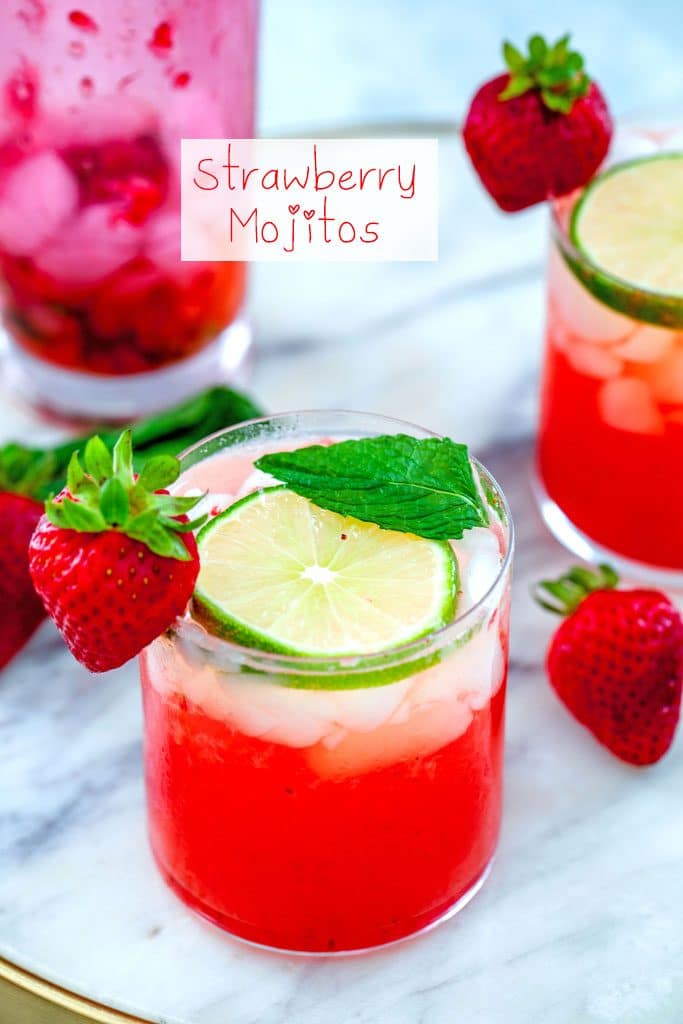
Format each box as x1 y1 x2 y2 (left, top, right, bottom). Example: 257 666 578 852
0 151 78 255
161 89 226 200
143 211 181 272
326 678 413 733
614 325 676 363
35 205 140 283
549 248 633 344
224 675 333 748
237 468 281 497
308 629 506 780
451 527 501 613
642 349 683 405
41 96 159 149
598 378 665 434
566 341 623 379
547 317 572 353
411 625 499 709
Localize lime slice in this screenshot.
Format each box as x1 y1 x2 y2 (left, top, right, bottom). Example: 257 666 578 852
568 153 683 328
192 486 458 659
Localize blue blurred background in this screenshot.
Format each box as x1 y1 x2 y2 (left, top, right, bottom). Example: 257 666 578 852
261 0 682 133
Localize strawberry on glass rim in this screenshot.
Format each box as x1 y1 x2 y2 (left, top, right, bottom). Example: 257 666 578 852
463 33 613 211
29 431 204 673
535 564 683 766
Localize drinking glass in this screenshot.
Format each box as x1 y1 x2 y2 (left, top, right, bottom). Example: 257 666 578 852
0 0 258 419
535 126 683 584
140 410 514 953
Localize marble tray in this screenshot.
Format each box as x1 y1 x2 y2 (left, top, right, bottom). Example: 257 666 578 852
1 136 682 1024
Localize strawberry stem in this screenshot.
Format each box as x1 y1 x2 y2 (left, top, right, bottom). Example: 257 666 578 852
46 429 206 561
499 33 591 115
533 563 619 616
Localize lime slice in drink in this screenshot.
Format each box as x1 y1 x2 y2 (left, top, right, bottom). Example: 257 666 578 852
568 153 683 328
193 486 458 659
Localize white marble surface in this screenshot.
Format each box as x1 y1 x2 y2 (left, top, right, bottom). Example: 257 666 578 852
1 136 683 1024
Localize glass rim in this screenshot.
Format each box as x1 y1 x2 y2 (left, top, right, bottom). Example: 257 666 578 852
171 409 514 677
550 144 683 305
549 194 683 303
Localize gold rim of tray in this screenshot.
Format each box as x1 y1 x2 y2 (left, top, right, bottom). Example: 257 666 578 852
0 956 153 1023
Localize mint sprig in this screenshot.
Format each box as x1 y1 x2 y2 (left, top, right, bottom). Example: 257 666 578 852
45 430 206 561
255 435 489 540
499 33 590 115
0 444 56 500
0 385 264 501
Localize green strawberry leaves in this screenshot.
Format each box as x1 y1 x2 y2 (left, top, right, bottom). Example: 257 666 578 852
534 563 619 616
256 434 489 540
499 33 591 115
138 455 180 492
46 430 206 561
100 478 129 526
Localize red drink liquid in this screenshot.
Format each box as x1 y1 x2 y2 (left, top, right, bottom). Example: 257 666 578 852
141 662 507 952
140 416 512 953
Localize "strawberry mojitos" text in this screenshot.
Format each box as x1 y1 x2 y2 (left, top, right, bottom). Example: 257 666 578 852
181 139 438 260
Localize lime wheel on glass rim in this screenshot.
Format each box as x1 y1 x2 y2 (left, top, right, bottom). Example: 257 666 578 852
192 486 459 686
567 152 683 328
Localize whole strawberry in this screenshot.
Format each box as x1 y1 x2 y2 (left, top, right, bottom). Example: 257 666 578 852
29 431 204 672
464 34 612 211
535 565 683 766
0 446 54 669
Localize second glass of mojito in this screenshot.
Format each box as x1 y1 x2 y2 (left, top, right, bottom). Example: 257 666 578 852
537 139 683 581
140 411 513 953
0 0 258 419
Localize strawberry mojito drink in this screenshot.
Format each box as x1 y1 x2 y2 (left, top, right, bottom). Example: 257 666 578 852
462 34 682 577
0 1 258 418
537 146 683 577
140 411 513 952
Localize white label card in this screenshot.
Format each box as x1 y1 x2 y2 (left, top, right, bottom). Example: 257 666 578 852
181 139 438 262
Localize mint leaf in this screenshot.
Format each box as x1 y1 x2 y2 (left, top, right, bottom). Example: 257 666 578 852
0 445 56 499
256 435 489 540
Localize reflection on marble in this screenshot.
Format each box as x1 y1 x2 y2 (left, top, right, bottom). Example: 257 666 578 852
1 137 682 1023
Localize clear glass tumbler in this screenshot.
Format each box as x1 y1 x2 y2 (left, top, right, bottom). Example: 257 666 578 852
139 410 514 953
536 127 683 585
0 0 258 419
